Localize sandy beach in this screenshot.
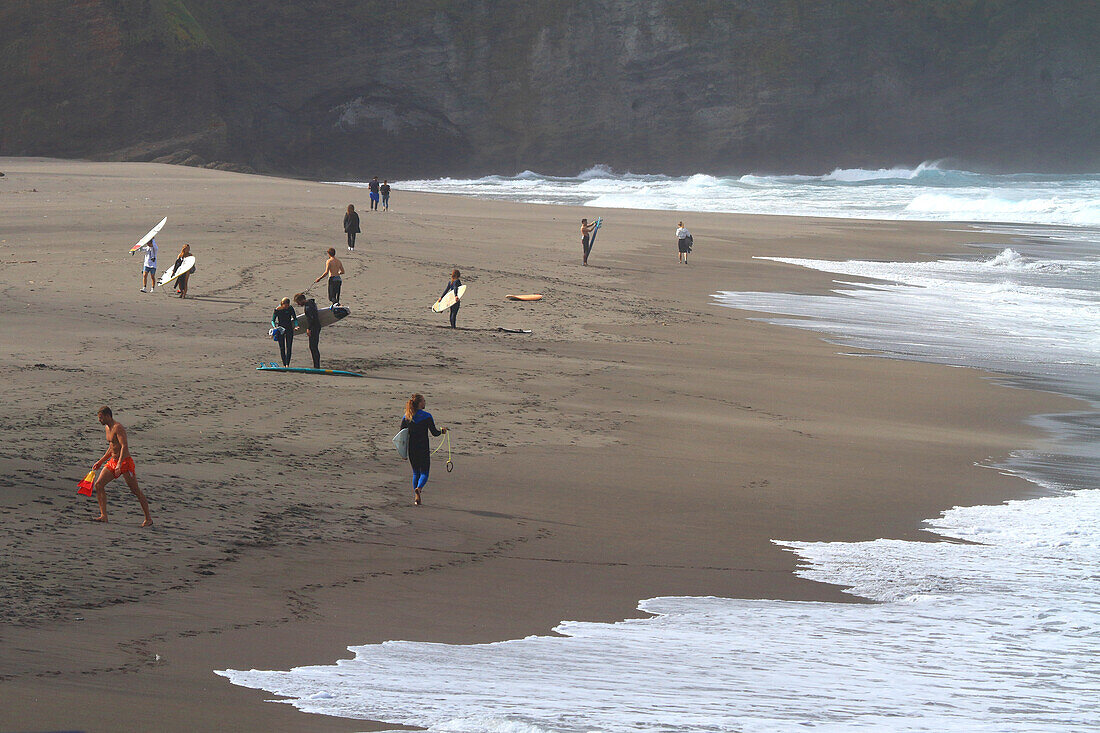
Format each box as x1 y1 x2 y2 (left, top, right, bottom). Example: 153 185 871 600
0 158 1077 732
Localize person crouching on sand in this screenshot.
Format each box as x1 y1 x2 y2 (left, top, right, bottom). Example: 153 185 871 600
293 292 322 369
90 406 153 526
174 244 192 298
401 393 447 506
440 268 462 328
271 296 297 367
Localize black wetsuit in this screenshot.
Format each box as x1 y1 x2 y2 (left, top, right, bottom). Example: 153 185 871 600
271 305 297 366
401 409 441 487
302 298 322 368
441 278 462 328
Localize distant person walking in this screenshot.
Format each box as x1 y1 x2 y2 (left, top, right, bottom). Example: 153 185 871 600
440 269 463 329
89 406 153 526
270 296 297 367
294 292 323 368
138 237 157 292
368 177 380 211
580 218 598 266
173 244 193 297
676 221 692 264
314 248 346 305
344 204 360 251
400 393 447 506
380 180 391 211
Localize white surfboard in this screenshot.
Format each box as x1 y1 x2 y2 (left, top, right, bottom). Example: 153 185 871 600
292 305 350 335
129 217 167 253
392 428 409 459
158 255 196 288
432 284 467 312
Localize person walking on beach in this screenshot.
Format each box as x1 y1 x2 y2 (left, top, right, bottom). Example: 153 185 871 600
271 296 297 367
173 244 193 298
137 237 157 293
380 180 391 211
294 292 322 368
440 268 463 329
89 406 153 526
368 176 380 211
676 221 693 264
344 204 360 251
581 218 598 266
400 393 447 506
314 248 346 305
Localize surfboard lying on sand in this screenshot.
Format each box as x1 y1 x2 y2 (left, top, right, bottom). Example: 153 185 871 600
505 294 542 301
257 363 364 377
433 284 467 312
291 305 350 335
497 328 532 333
129 217 167 254
158 255 195 288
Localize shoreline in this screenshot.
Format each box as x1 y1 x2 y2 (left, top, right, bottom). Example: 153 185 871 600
0 158 1083 732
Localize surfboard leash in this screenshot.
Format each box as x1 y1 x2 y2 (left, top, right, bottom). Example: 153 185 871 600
432 431 454 472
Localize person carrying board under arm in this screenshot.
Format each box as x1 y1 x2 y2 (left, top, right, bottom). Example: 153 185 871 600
440 269 463 328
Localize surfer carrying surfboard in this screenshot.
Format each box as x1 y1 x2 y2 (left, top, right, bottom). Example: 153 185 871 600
580 218 599 265
400 393 448 506
314 248 346 305
172 244 193 298
440 269 463 328
293 292 323 369
89 406 153 526
137 238 157 292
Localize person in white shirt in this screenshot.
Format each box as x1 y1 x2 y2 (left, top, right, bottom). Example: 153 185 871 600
138 238 158 292
676 222 692 264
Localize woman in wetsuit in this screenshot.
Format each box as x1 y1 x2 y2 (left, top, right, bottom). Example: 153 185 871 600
270 297 297 367
400 393 447 506
293 292 322 368
440 269 462 329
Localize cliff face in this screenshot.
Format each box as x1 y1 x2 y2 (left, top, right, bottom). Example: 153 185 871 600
3 0 1098 177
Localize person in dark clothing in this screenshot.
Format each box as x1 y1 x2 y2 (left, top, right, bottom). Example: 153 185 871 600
368 177 380 211
380 180 391 211
440 268 463 328
400 393 447 506
293 292 322 368
270 297 297 367
344 204 360 251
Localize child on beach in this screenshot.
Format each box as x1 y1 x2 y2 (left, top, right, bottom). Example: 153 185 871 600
343 204 360 251
314 248 345 305
89 406 153 526
293 292 322 368
440 269 463 328
271 297 297 367
400 393 447 506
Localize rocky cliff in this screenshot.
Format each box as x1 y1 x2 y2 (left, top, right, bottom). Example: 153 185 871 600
2 0 1098 177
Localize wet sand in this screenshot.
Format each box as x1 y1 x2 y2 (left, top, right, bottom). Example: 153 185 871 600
0 158 1075 732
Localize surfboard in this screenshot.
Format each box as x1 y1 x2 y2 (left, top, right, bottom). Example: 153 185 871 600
589 217 603 251
392 428 409 459
291 305 350 335
432 284 467 312
497 327 532 333
158 255 195 288
505 294 542 301
129 217 167 254
257 363 364 377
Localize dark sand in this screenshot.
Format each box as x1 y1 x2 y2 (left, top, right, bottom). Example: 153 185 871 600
0 159 1076 732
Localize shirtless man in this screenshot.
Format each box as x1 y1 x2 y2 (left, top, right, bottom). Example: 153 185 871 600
580 218 598 266
314 247 346 305
90 406 153 526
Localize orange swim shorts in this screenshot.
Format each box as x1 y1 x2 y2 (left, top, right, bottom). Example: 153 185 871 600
106 456 136 478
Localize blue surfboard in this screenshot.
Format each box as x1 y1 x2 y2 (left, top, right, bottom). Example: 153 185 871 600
257 363 364 377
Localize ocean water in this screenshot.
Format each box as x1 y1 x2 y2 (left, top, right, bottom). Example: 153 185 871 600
336 162 1100 227
224 172 1100 731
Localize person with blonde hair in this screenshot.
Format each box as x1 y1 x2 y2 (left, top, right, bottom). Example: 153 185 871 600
439 268 463 329
400 393 447 506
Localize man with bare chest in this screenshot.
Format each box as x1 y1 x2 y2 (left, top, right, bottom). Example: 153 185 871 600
314 248 346 305
91 406 153 526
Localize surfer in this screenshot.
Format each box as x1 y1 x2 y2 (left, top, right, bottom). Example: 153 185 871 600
293 292 322 369
314 248 346 305
138 237 157 292
676 221 692 264
400 393 447 506
343 204 360 251
89 406 153 526
440 269 463 328
368 176 380 211
173 244 192 298
380 180 391 211
581 218 597 265
271 297 297 367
